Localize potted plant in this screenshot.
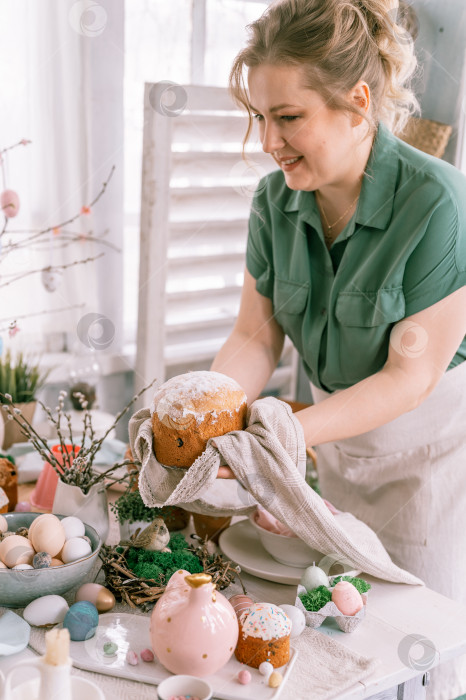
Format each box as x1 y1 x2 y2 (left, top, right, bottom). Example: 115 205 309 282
0 379 157 540
111 489 190 540
0 350 50 449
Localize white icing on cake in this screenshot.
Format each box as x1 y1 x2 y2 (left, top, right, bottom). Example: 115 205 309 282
150 371 247 425
239 603 291 640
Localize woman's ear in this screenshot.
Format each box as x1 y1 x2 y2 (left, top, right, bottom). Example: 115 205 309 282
348 81 371 126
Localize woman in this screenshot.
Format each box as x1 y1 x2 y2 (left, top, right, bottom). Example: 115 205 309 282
211 0 466 697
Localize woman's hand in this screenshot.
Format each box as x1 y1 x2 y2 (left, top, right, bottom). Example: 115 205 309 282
217 465 236 479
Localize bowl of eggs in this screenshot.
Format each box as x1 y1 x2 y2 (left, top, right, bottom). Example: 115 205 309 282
0 512 101 607
249 512 323 568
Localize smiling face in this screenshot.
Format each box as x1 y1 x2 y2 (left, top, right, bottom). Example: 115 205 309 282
248 63 369 193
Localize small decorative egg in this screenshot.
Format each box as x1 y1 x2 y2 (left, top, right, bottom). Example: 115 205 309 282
300 563 329 591
76 583 115 612
0 515 7 533
228 594 254 619
50 558 64 567
41 268 62 293
268 671 283 688
28 514 66 557
13 563 33 570
126 649 138 666
259 661 274 678
23 595 69 627
277 604 306 638
60 516 85 541
331 581 364 616
0 189 20 218
14 502 31 513
61 537 92 564
140 648 154 662
33 551 52 569
63 601 99 641
237 668 251 684
0 534 35 567
15 527 29 538
103 642 118 657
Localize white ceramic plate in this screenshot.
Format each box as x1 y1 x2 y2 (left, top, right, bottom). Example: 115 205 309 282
219 520 308 585
219 520 360 586
66 612 298 700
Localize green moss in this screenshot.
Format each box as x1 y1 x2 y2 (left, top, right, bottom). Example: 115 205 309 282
299 585 332 612
126 533 204 584
330 576 371 593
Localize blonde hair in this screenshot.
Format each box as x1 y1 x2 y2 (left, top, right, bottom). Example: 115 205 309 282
229 0 419 140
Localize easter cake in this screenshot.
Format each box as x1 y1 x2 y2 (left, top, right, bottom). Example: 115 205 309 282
150 371 247 467
235 602 291 668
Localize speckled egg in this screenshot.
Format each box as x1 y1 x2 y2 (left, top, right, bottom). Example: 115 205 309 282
277 604 306 638
0 534 35 568
63 601 99 641
259 661 273 678
0 515 8 533
61 537 92 564
33 551 52 569
331 581 364 616
76 583 115 612
28 514 66 557
300 563 329 591
23 595 69 627
60 516 85 541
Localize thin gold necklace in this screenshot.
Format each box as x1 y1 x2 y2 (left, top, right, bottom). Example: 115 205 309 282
316 189 360 241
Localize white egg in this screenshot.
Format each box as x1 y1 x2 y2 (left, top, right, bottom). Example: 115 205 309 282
300 563 329 591
12 564 34 570
60 516 85 541
61 537 92 564
259 661 274 677
23 595 69 627
277 604 306 638
0 515 7 533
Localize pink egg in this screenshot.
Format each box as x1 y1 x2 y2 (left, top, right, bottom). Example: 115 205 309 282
331 581 364 616
140 648 154 662
237 668 251 685
228 594 254 619
0 189 20 218
14 502 31 513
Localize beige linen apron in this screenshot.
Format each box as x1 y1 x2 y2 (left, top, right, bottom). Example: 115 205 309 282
311 360 466 700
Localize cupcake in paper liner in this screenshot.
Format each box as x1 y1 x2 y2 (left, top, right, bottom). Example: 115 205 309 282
296 583 368 633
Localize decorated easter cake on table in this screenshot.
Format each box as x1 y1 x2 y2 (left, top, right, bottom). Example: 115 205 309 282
150 370 247 467
235 602 292 668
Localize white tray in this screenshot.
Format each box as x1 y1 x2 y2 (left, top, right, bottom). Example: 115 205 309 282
67 612 298 700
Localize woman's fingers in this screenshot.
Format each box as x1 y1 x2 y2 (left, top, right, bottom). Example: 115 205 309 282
217 465 236 479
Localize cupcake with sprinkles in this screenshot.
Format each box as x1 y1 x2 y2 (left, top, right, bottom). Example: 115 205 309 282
235 602 291 668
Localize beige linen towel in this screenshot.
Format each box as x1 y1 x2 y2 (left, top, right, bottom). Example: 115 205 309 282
129 397 423 585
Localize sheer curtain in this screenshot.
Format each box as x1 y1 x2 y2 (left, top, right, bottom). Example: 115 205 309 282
0 0 124 356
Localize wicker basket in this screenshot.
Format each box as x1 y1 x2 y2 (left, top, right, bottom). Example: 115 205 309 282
399 117 452 159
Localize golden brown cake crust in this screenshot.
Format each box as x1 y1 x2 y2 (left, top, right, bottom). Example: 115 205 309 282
234 621 290 669
151 371 247 467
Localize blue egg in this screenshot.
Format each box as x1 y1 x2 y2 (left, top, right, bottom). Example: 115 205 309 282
63 601 99 641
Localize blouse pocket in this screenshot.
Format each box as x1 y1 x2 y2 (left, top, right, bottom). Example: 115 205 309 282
273 278 309 337
334 288 406 384
335 444 431 548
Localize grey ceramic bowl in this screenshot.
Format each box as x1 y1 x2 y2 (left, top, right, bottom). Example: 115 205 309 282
0 513 102 607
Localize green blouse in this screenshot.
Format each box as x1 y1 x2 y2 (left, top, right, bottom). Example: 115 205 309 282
246 122 466 392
